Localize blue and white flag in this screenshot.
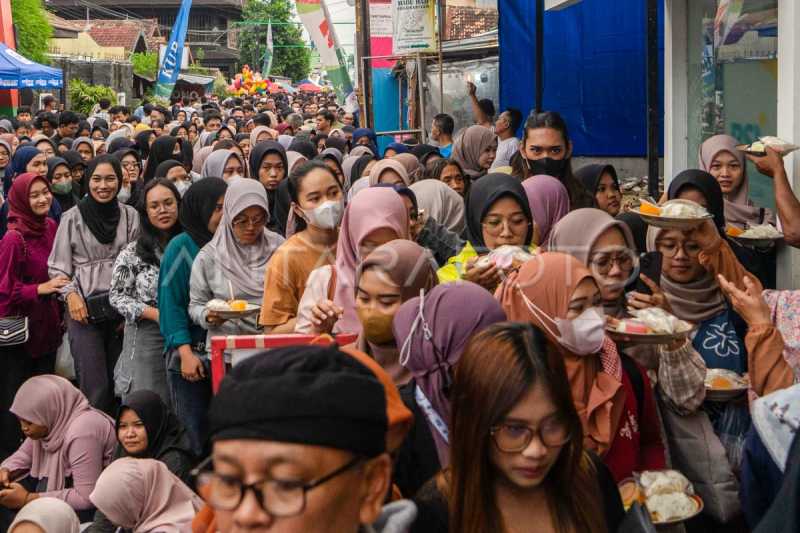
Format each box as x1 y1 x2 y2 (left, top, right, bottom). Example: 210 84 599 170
155 0 193 99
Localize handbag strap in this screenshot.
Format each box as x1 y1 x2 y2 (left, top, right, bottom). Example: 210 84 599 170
5 230 26 259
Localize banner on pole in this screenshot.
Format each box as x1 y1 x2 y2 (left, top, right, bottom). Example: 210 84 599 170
155 0 193 99
262 22 274 79
391 0 435 55
296 0 358 113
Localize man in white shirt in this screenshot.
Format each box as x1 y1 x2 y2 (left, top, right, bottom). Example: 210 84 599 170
490 108 523 170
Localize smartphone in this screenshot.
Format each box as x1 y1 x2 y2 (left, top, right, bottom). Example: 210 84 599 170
635 251 663 295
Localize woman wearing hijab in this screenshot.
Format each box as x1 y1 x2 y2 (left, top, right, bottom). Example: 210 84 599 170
105 129 128 150
47 154 141 414
0 133 18 154
47 158 79 213
200 149 245 183
110 179 183 405
92 140 106 157
91 126 109 141
311 133 328 155
521 175 570 251
368 159 410 187
317 147 345 184
189 179 285 346
437 173 535 287
192 131 214 157
451 124 498 181
134 129 156 161
324 135 347 154
159 178 227 456
393 283 506 469
90 457 203 533
0 375 115 528
107 135 133 156
155 160 191 190
0 148 57 237
70 138 94 166
699 134 776 229
0 174 68 464
286 151 307 174
142 136 182 183
354 240 438 384
56 137 74 154
61 150 86 199
384 141 410 158
287 140 318 162
33 138 57 159
249 126 274 148
192 145 213 176
499 252 665 481
352 127 380 155
113 148 144 207
296 186 410 335
410 144 442 166
260 160 342 334
249 141 288 220
8 497 80 533
574 164 623 216
275 123 293 137
86 390 197 533
393 153 424 184
169 122 190 142
408 180 467 267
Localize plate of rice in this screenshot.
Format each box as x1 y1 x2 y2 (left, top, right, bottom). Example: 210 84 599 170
634 200 714 230
735 136 799 157
606 308 695 345
619 470 703 528
704 369 749 402
727 224 784 247
206 299 261 319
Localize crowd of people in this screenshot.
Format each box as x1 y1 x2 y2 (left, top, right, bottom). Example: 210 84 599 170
0 84 797 533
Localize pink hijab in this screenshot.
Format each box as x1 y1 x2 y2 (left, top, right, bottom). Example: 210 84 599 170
249 126 275 148
90 458 203 533
522 175 571 250
333 187 410 333
698 134 776 229
9 375 113 491
192 146 213 175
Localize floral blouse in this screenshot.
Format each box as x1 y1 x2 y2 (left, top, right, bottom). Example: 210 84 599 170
109 241 161 323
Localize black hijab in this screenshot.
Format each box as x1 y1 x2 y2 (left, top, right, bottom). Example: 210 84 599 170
271 179 292 238
91 126 110 140
574 163 618 195
235 133 250 145
411 143 441 165
78 154 123 244
465 172 534 254
351 155 378 185
107 137 134 154
144 136 182 182
62 150 87 199
135 129 154 160
113 148 144 207
77 120 91 139
324 136 347 153
57 137 74 151
287 141 318 161
155 159 185 179
178 138 193 172
113 390 196 465
248 140 288 218
46 157 79 212
169 121 190 138
179 176 228 248
616 211 648 255
92 117 109 130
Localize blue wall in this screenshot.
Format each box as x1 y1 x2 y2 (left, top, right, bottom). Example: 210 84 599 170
498 0 665 157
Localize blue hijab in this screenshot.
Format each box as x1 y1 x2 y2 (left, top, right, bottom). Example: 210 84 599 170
384 142 410 157
352 128 379 156
3 146 42 198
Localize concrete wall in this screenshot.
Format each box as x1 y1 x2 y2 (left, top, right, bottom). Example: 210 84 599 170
39 58 134 111
572 156 665 180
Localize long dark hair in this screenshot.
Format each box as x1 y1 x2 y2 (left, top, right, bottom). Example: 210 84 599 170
423 158 469 198
521 111 588 210
287 159 341 233
449 322 606 533
135 178 183 267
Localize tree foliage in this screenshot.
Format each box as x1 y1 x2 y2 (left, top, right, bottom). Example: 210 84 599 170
237 0 310 83
130 51 159 79
68 79 117 115
10 0 53 65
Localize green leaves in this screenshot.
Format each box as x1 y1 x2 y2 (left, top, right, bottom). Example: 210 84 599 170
237 0 310 83
68 79 117 115
130 51 160 79
10 0 53 65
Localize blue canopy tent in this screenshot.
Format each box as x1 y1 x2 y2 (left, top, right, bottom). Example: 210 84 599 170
0 41 63 89
292 78 321 88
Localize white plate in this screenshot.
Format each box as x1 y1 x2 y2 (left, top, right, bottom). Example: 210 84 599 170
735 143 797 157
653 494 704 529
633 209 714 230
730 234 784 247
606 326 692 345
206 303 261 320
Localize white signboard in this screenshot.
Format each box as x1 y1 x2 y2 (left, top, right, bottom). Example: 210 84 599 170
370 2 392 38
159 45 190 70
391 0 436 55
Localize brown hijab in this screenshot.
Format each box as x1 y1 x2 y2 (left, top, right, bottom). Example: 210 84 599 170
368 159 410 187
451 125 497 180
499 252 626 457
392 153 424 184
698 134 776 229
355 240 439 385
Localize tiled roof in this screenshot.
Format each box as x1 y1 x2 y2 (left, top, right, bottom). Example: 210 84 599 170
47 13 84 33
445 6 498 41
85 19 162 53
46 0 246 7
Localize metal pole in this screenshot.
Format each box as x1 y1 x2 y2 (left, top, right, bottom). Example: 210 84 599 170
418 53 427 141
535 0 544 111
646 0 659 199
355 0 373 129
437 0 444 142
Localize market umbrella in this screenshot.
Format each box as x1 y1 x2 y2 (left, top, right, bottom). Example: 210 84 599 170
296 83 322 92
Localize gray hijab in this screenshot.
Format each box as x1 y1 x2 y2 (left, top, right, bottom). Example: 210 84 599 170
201 149 244 180
202 178 285 296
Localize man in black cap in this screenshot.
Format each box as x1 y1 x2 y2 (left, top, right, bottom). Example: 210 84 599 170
198 345 417 532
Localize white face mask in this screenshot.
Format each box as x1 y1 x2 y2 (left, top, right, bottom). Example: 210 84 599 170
117 188 131 204
175 181 190 196
518 286 606 355
300 199 344 230
225 174 242 184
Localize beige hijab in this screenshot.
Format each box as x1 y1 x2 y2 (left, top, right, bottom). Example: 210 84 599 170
409 179 466 234
451 124 497 179
392 153 424 184
368 159 410 187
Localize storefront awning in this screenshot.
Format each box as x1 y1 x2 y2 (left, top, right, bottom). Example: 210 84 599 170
0 41 63 89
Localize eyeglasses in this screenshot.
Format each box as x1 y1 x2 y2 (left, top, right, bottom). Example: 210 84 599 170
481 218 531 237
490 418 571 452
232 217 267 229
146 199 178 214
192 456 361 517
121 162 141 171
656 239 702 258
590 253 635 275
41 149 55 157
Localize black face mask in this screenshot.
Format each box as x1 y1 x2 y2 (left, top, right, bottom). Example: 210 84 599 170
527 157 566 178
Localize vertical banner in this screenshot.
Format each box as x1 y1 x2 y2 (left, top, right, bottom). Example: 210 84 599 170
714 0 744 52
155 0 193 99
261 22 274 79
391 0 435 55
296 0 358 112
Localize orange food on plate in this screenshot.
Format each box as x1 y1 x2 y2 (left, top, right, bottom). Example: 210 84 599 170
229 300 247 311
619 481 645 508
709 376 733 389
640 202 661 216
726 226 744 237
